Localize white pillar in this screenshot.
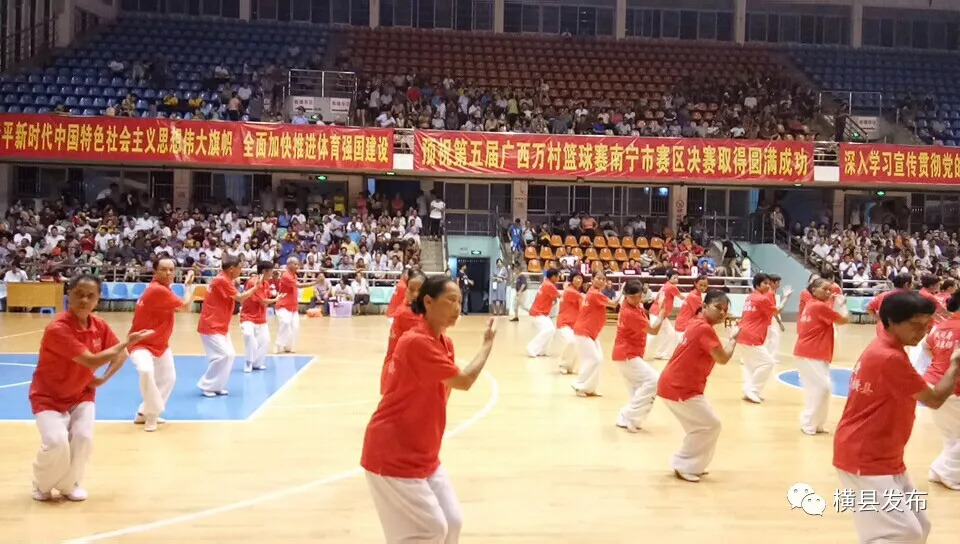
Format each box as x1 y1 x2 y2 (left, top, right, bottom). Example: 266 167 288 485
512 181 528 224
55 0 75 49
851 0 863 48
239 0 252 20
615 0 627 39
493 0 504 33
173 169 192 211
0 164 12 213
369 0 380 28
734 0 746 44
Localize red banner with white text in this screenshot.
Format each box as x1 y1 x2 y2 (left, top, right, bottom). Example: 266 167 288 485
0 114 393 170
414 131 814 182
840 143 960 184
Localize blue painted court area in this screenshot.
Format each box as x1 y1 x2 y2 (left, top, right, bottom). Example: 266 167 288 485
0 353 314 421
778 368 853 399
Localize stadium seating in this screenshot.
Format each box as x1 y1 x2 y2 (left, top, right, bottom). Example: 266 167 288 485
0 14 328 117
787 45 959 145
345 27 783 108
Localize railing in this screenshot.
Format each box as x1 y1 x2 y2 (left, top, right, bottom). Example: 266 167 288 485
519 272 754 293
2 19 58 74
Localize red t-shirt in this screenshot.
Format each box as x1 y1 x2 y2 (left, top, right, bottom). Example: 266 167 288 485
612 303 649 361
197 273 238 336
556 286 583 329
361 322 460 478
29 312 120 414
129 281 183 357
572 288 609 340
529 280 559 317
793 299 842 363
240 278 271 324
381 304 423 394
923 317 960 395
275 270 299 312
798 289 813 318
833 330 929 476
385 279 407 318
737 290 777 347
649 282 680 316
674 289 703 333
657 316 723 401
919 288 942 309
866 289 907 335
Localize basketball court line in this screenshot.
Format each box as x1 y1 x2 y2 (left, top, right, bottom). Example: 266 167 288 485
776 366 853 399
270 399 378 409
63 369 500 544
247 355 318 420
0 328 46 340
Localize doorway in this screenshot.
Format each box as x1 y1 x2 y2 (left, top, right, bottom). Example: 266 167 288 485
454 257 490 314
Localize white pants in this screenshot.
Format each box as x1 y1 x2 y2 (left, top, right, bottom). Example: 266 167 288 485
764 322 782 362
662 395 721 475
275 308 300 352
836 470 930 543
365 465 462 544
930 393 960 485
554 326 577 372
197 334 236 393
910 339 932 375
616 357 659 428
526 315 555 357
130 348 176 417
572 335 604 394
33 402 95 494
241 321 271 370
795 357 831 433
646 317 678 359
740 344 777 399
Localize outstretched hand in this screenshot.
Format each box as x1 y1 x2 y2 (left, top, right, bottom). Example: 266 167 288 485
127 329 155 346
483 318 497 344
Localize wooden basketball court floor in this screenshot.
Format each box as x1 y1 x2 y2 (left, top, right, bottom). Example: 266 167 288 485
0 312 958 544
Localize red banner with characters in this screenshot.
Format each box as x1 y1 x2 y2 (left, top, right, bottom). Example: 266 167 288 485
414 131 814 182
840 143 960 184
0 114 393 170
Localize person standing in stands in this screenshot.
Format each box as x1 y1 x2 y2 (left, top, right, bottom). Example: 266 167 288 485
920 290 960 491
30 274 154 501
738 273 792 404
571 272 620 397
240 261 286 374
834 291 960 543
361 276 497 543
380 270 426 395
556 273 584 375
613 280 667 432
526 268 560 358
657 290 739 482
128 258 196 432
197 256 260 397
793 278 850 436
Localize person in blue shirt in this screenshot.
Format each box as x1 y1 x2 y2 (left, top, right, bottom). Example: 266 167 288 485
509 219 524 252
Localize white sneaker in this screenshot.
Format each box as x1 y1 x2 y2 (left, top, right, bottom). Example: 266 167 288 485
615 415 638 433
65 486 88 501
674 470 701 483
217 390 229 396
929 469 960 490
253 364 266 371
32 486 52 502
144 415 159 432
134 413 166 424
801 428 817 436
243 363 252 373
743 392 763 404
201 391 217 398
559 366 570 375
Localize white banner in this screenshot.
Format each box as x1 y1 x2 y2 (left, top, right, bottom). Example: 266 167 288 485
850 115 881 141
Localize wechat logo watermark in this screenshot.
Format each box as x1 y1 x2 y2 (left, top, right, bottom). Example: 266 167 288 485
788 483 827 516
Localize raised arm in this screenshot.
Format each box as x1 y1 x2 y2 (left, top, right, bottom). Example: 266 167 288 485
709 328 740 365
74 329 154 370
444 319 497 391
914 350 960 409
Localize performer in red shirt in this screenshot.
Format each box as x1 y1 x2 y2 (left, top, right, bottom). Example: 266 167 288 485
911 274 946 374
240 261 286 374
571 272 619 397
797 273 820 319
30 274 154 502
866 273 914 333
834 291 959 543
526 268 561 358
737 273 791 404
274 257 322 354
935 279 956 309
762 274 792 366
197 256 261 397
128 258 196 432
657 290 740 482
674 276 709 344
380 270 426 395
613 280 667 432
556 273 584 375
793 278 850 436
919 290 960 491
646 269 686 360
385 269 409 334
361 276 496 543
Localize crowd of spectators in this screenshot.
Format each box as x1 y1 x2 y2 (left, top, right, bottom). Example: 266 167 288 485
0 185 425 306
794 220 960 294
353 71 819 141
508 211 725 279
